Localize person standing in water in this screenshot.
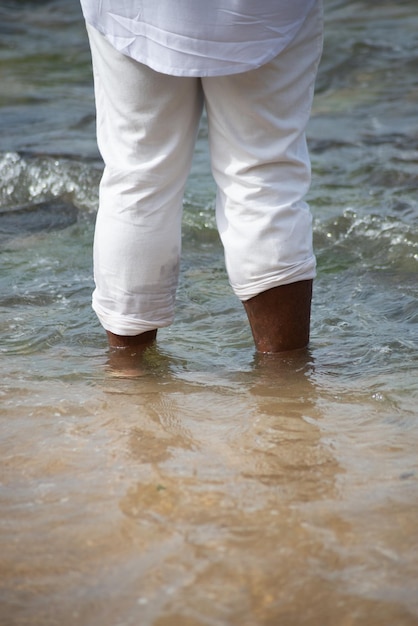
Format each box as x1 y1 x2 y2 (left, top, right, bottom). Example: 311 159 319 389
80 0 323 354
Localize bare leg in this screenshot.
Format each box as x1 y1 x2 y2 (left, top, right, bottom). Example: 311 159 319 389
243 280 313 354
106 329 157 350
105 329 157 377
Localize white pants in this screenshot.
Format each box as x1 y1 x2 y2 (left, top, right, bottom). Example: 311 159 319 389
87 3 323 336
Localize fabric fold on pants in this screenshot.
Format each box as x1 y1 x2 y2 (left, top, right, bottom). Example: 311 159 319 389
86 0 323 335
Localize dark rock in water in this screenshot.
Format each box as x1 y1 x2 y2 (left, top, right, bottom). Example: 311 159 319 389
0 199 78 242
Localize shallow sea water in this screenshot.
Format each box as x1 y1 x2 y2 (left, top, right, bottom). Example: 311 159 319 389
1 1 418 625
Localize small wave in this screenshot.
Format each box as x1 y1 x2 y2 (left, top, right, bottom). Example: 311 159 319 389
0 151 100 213
314 209 418 273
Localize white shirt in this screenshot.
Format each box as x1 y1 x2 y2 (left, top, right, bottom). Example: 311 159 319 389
80 0 317 77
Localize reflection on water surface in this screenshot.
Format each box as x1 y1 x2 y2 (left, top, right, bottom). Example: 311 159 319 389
2 355 418 625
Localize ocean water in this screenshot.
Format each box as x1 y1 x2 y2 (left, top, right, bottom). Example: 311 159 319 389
1 1 417 625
